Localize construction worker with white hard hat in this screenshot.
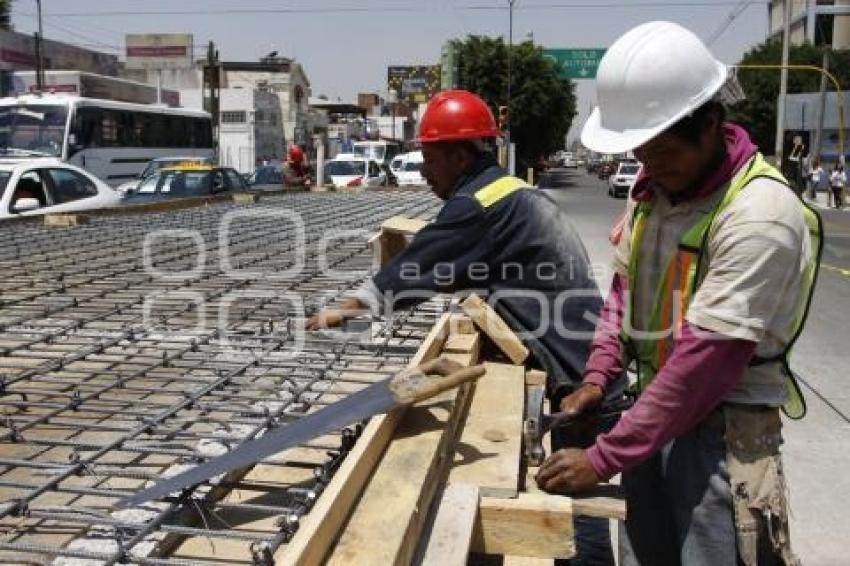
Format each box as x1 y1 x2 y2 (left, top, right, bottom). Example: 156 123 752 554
536 21 821 565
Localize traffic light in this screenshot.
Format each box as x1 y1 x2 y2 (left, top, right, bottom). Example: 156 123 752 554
498 105 509 131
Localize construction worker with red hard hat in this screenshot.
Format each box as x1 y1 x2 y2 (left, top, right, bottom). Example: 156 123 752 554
283 144 309 189
306 89 619 564
536 21 821 565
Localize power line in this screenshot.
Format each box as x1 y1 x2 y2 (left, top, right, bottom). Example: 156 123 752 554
706 0 754 46
32 1 769 17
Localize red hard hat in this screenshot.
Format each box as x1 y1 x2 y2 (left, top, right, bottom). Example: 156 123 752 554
288 145 304 162
417 90 501 143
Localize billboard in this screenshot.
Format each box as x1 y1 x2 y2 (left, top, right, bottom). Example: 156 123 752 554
125 34 193 70
387 65 441 105
0 29 119 76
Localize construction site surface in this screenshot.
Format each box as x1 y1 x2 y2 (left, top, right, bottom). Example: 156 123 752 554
0 190 623 565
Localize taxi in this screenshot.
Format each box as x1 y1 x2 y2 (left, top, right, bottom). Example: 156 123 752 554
122 163 248 202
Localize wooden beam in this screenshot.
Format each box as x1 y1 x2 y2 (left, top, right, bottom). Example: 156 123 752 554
44 213 89 227
325 316 479 566
441 330 481 368
461 294 529 365
232 192 260 204
503 557 554 566
326 382 473 566
449 313 476 334
419 484 480 566
525 369 546 386
449 362 524 498
472 493 575 560
275 313 454 566
369 216 429 268
381 215 429 235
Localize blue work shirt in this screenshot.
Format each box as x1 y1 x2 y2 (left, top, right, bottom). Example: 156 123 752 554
371 154 602 398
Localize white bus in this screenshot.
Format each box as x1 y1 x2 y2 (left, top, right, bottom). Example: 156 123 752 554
0 94 214 185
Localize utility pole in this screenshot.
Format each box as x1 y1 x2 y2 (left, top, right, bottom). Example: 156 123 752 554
507 0 515 147
204 41 221 160
775 0 792 166
34 0 44 91
813 48 829 164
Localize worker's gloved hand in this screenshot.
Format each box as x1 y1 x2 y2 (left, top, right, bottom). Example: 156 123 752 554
304 298 367 331
536 448 600 494
559 383 604 417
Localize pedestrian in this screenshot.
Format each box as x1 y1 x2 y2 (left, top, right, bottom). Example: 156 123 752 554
536 21 822 566
808 157 824 201
283 145 309 189
305 90 618 565
830 163 846 209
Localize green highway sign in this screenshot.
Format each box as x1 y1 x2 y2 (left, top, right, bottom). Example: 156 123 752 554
543 48 607 80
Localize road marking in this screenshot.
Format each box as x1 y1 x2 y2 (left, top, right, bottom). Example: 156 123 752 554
822 264 850 278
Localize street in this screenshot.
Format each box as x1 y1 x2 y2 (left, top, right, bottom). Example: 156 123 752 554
545 168 850 565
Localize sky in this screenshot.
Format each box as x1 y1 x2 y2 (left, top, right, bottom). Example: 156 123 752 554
11 1 770 143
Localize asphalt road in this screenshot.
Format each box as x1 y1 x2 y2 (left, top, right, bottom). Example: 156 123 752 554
543 168 850 565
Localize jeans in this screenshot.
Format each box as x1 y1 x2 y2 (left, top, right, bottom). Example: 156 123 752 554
618 409 786 566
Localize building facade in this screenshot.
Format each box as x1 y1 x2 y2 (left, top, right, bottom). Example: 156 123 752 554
0 29 120 96
181 88 284 173
768 0 850 48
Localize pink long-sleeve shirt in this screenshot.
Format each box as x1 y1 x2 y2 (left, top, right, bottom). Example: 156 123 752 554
582 272 756 479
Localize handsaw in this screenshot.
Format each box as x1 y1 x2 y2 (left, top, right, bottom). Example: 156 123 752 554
119 357 485 508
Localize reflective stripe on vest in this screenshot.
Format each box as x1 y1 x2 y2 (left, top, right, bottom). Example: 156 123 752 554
474 176 530 208
622 153 824 419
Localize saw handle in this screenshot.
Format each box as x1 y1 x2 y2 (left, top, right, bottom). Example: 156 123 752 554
389 357 486 405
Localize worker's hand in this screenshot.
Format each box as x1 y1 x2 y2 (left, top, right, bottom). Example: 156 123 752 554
304 298 366 331
559 383 604 417
536 448 600 494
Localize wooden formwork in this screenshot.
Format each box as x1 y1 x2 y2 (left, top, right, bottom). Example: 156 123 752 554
277 295 625 565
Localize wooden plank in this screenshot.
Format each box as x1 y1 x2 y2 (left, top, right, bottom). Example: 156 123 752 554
326 383 473 566
449 362 524 498
503 557 553 566
441 330 480 368
449 313 476 334
419 484 480 566
379 232 409 266
44 213 89 227
472 493 575 559
444 333 479 354
381 215 429 235
232 192 260 204
525 369 547 386
275 314 454 566
571 486 627 520
461 294 529 365
526 470 626 521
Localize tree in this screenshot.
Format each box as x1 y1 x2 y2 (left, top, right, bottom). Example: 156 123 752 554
449 35 576 169
730 39 850 153
0 1 10 30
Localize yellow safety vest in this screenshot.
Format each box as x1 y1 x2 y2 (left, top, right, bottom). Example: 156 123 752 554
622 153 824 419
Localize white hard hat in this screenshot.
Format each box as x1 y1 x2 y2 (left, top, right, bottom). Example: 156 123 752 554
581 21 729 154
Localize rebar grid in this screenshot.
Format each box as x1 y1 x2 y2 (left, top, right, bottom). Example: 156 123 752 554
0 191 444 564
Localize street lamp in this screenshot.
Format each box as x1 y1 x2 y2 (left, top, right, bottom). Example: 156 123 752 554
507 0 516 145
35 0 44 91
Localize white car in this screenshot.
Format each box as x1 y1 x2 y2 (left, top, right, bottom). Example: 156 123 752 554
608 160 643 198
324 158 387 189
0 158 121 220
395 151 426 186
